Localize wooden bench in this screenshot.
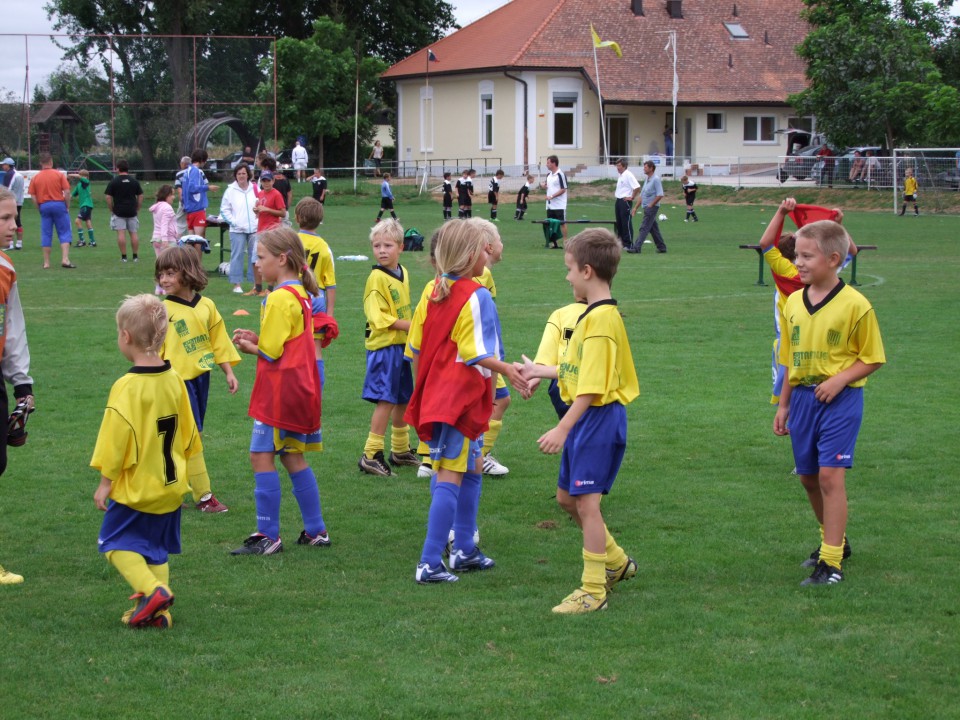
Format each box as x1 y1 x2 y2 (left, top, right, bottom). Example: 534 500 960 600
739 244 878 287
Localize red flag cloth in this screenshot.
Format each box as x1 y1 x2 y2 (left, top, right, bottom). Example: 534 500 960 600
788 204 840 229
312 312 339 348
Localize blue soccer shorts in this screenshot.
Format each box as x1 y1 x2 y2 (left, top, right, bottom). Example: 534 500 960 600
788 385 864 475
558 403 626 496
362 345 413 405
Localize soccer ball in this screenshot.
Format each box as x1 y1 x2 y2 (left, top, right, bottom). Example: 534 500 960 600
658 213 668 221
217 262 230 276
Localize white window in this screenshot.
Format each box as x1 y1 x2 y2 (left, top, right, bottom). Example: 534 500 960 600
743 115 776 143
724 22 749 39
548 78 582 149
419 85 434 152
479 81 494 149
707 112 725 132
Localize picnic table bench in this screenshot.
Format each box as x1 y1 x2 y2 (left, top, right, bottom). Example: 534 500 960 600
738 244 878 287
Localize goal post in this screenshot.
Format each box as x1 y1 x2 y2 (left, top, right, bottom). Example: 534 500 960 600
891 148 960 214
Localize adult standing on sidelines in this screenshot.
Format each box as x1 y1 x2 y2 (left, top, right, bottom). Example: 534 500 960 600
30 153 76 269
292 141 308 183
104 159 144 263
628 160 667 254
613 159 641 249
541 155 568 245
1 158 24 250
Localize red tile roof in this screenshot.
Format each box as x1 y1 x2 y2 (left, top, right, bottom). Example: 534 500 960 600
382 0 809 105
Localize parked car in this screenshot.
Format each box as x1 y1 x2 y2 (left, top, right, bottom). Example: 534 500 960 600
778 142 827 181
275 149 297 179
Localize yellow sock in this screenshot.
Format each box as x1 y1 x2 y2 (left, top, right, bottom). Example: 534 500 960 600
149 562 169 586
819 524 825 543
819 542 844 570
364 432 385 459
604 526 628 570
391 424 411 454
188 450 212 502
106 550 162 596
581 549 607 599
482 419 502 457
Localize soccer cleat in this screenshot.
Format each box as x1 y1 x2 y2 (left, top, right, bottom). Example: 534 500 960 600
801 537 852 568
76 240 86 247
297 529 331 547
122 596 172 628
358 451 395 477
89 241 96 247
552 588 608 614
448 547 496 572
417 460 434 478
415 562 459 584
196 494 228 513
482 454 509 476
231 533 283 556
127 585 174 627
801 560 844 586
7 397 35 447
233 286 244 294
605 556 638 591
0 564 24 585
389 449 422 467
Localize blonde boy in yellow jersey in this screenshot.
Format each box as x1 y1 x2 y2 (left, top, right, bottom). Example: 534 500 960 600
92 295 207 628
521 228 639 614
359 219 418 477
295 198 337 387
774 220 885 586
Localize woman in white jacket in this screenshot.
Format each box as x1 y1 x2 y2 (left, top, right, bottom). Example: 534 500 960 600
219 164 258 293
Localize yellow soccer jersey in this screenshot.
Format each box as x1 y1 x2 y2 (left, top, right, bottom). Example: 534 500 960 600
90 363 204 514
298 231 336 292
161 294 240 380
904 176 918 195
473 266 497 300
363 265 412 350
763 245 800 305
779 281 886 388
534 302 586 366
558 300 639 406
258 281 309 361
407 279 501 379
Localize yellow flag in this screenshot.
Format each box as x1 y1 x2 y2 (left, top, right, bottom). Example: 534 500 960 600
591 24 622 58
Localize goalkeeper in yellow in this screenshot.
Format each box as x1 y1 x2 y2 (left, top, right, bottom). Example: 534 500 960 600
91 294 207 629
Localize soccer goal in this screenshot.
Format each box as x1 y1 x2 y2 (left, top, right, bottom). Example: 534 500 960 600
891 148 960 214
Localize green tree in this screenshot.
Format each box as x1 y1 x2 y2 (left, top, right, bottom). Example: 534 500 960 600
789 0 955 148
266 17 387 167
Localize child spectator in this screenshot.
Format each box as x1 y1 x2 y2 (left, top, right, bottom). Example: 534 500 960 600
219 164 258 294
376 172 399 223
0 187 34 585
258 155 291 225
249 170 286 296
156 246 240 513
681 175 699 222
0 159 24 250
405 218 527 583
69 169 96 246
442 172 453 221
487 169 505 221
520 228 639 614
181 149 219 238
774 220 885 586
900 167 919 216
149 185 178 254
358 219 417 476
309 168 328 207
104 159 143 263
295 197 337 388
231 227 328 555
91 294 205 628
515 174 533 221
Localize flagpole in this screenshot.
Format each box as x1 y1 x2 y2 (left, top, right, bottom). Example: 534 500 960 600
420 49 430 195
592 35 609 170
670 30 677 171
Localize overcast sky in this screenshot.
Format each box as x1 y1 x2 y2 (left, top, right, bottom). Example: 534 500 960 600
0 0 512 96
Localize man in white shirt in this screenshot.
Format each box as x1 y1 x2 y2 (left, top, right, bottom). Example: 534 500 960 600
613 159 641 249
292 141 309 183
541 155 568 244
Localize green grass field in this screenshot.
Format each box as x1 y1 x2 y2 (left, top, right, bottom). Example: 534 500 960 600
1 183 958 719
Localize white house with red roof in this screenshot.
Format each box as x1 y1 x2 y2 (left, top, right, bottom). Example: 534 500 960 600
382 0 811 173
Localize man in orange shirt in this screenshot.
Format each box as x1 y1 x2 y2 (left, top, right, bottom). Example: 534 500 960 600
30 153 75 269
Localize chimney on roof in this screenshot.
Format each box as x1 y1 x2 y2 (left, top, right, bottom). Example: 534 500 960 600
667 1 683 19
733 3 739 17
632 0 644 16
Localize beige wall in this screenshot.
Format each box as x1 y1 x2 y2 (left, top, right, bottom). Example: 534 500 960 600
394 72 792 168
